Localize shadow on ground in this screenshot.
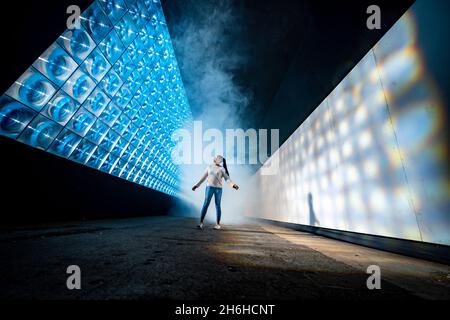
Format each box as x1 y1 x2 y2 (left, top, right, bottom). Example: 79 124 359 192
0 216 440 299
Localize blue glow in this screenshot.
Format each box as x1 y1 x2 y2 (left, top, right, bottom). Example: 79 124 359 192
99 69 123 97
18 115 62 150
98 30 125 64
63 69 96 103
0 95 37 138
58 29 96 64
67 107 96 136
1 0 192 196
114 12 139 47
81 1 113 44
6 68 58 111
49 128 83 158
83 87 111 116
33 43 78 86
99 0 128 25
99 101 121 125
70 138 97 164
81 48 111 82
41 91 79 125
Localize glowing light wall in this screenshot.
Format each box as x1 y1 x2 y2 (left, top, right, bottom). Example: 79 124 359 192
0 0 192 196
248 5 450 245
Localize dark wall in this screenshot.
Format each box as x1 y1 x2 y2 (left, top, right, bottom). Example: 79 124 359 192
1 0 174 225
0 136 174 225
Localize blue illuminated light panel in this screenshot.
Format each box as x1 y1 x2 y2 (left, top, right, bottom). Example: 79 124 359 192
0 0 192 196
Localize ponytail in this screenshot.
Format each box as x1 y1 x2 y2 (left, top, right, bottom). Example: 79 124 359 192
222 158 230 177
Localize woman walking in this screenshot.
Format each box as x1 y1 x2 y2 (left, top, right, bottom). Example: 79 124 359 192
192 155 239 230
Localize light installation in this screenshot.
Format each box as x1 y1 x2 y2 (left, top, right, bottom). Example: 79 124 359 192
0 0 192 196
248 4 450 246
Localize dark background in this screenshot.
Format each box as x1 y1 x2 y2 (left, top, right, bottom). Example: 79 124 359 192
1 0 415 224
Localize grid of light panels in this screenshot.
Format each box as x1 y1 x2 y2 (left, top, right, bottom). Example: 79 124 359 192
249 7 450 246
0 0 192 196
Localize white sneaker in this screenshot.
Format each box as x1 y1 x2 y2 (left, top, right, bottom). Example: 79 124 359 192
214 224 221 230
197 223 204 230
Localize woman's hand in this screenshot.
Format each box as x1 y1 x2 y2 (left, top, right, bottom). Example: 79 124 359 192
233 184 239 190
192 185 198 191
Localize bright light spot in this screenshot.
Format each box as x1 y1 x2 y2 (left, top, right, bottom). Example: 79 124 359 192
352 83 362 104
349 190 364 211
339 121 349 136
388 147 404 168
347 165 359 184
324 110 331 123
323 196 332 214
332 171 343 189
369 67 379 83
335 194 345 213
310 161 316 175
317 135 324 149
364 160 379 178
358 130 372 149
315 120 321 131
326 130 335 143
336 98 344 112
376 89 386 103
311 180 319 195
370 188 387 212
320 176 328 190
355 105 368 124
330 148 340 165
318 155 327 171
308 144 314 156
342 141 353 158
295 184 302 198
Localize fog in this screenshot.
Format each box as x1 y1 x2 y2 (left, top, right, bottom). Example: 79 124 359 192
166 0 255 224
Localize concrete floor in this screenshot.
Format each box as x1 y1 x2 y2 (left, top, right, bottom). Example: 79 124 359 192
0 216 449 300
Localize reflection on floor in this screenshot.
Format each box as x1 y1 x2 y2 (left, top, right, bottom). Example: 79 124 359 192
0 216 449 299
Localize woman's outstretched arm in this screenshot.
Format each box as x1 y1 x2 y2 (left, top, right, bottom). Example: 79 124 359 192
192 168 208 191
222 169 239 190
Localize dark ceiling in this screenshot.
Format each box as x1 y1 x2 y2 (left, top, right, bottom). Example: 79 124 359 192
162 0 416 145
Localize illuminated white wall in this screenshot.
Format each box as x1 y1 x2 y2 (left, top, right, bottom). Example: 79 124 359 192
248 8 450 246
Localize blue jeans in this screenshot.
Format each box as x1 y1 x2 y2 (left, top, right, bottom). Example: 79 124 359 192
200 186 223 224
